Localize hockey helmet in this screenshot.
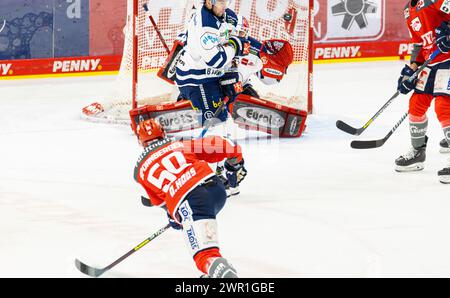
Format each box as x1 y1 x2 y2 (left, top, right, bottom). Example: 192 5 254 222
137 118 166 145
195 0 232 7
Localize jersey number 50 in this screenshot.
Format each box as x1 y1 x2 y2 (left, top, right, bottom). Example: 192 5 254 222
147 152 190 192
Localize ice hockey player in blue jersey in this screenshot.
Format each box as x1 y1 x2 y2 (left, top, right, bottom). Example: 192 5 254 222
175 0 250 126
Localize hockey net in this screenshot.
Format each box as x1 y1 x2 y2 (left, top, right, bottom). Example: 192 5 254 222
82 0 313 125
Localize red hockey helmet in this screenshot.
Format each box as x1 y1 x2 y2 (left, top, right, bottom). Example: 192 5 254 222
137 118 166 145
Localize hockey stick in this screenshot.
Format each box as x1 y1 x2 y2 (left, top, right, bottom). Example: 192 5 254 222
350 112 408 149
199 97 230 138
336 49 440 136
143 4 170 54
75 224 171 277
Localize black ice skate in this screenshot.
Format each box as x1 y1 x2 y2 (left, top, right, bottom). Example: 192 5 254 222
395 141 427 172
440 139 450 154
438 167 450 184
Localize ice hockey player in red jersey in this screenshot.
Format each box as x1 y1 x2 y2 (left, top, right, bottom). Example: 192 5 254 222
133 118 247 277
396 0 450 183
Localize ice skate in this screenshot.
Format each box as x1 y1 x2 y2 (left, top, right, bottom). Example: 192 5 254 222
395 143 427 172
440 139 450 154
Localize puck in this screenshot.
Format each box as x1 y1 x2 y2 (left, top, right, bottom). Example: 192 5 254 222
283 13 292 22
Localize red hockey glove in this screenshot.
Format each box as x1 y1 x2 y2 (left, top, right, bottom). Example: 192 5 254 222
260 39 294 81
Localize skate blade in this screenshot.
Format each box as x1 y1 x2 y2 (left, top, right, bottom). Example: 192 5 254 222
439 175 450 184
439 148 450 154
395 163 424 172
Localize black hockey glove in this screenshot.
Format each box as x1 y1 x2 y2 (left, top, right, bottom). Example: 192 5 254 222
224 158 247 188
219 71 244 100
167 211 182 230
228 36 250 57
397 64 417 95
435 22 450 53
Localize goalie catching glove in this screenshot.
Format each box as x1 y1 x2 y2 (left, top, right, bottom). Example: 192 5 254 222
259 39 294 83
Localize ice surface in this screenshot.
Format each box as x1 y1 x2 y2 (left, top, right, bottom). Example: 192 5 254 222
1 61 450 277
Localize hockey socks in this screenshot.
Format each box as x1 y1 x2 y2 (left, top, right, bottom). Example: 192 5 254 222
440 126 450 153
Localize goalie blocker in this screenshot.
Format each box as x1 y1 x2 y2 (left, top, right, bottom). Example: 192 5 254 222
130 95 307 138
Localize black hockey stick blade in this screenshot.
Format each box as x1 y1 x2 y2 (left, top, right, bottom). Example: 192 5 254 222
337 50 440 138
350 138 386 149
350 112 407 149
336 120 363 136
75 258 106 278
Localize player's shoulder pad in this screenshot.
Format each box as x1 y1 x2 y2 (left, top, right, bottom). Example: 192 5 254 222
225 8 238 27
201 6 221 30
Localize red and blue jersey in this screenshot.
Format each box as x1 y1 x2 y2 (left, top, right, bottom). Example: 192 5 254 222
404 0 450 65
134 136 242 220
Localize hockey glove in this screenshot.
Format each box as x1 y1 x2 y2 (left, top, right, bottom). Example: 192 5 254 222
219 71 244 100
435 22 450 53
224 158 247 188
397 64 417 95
167 211 182 230
228 36 251 57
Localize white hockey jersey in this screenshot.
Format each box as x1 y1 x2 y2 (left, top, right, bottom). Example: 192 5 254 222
175 6 238 87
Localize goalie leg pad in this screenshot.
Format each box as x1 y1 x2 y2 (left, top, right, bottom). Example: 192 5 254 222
129 100 202 134
230 94 307 137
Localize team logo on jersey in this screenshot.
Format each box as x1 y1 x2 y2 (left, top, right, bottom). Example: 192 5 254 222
441 0 450 14
201 32 220 50
410 17 422 32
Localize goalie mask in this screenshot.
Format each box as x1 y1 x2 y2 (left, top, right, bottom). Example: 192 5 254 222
137 118 166 146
